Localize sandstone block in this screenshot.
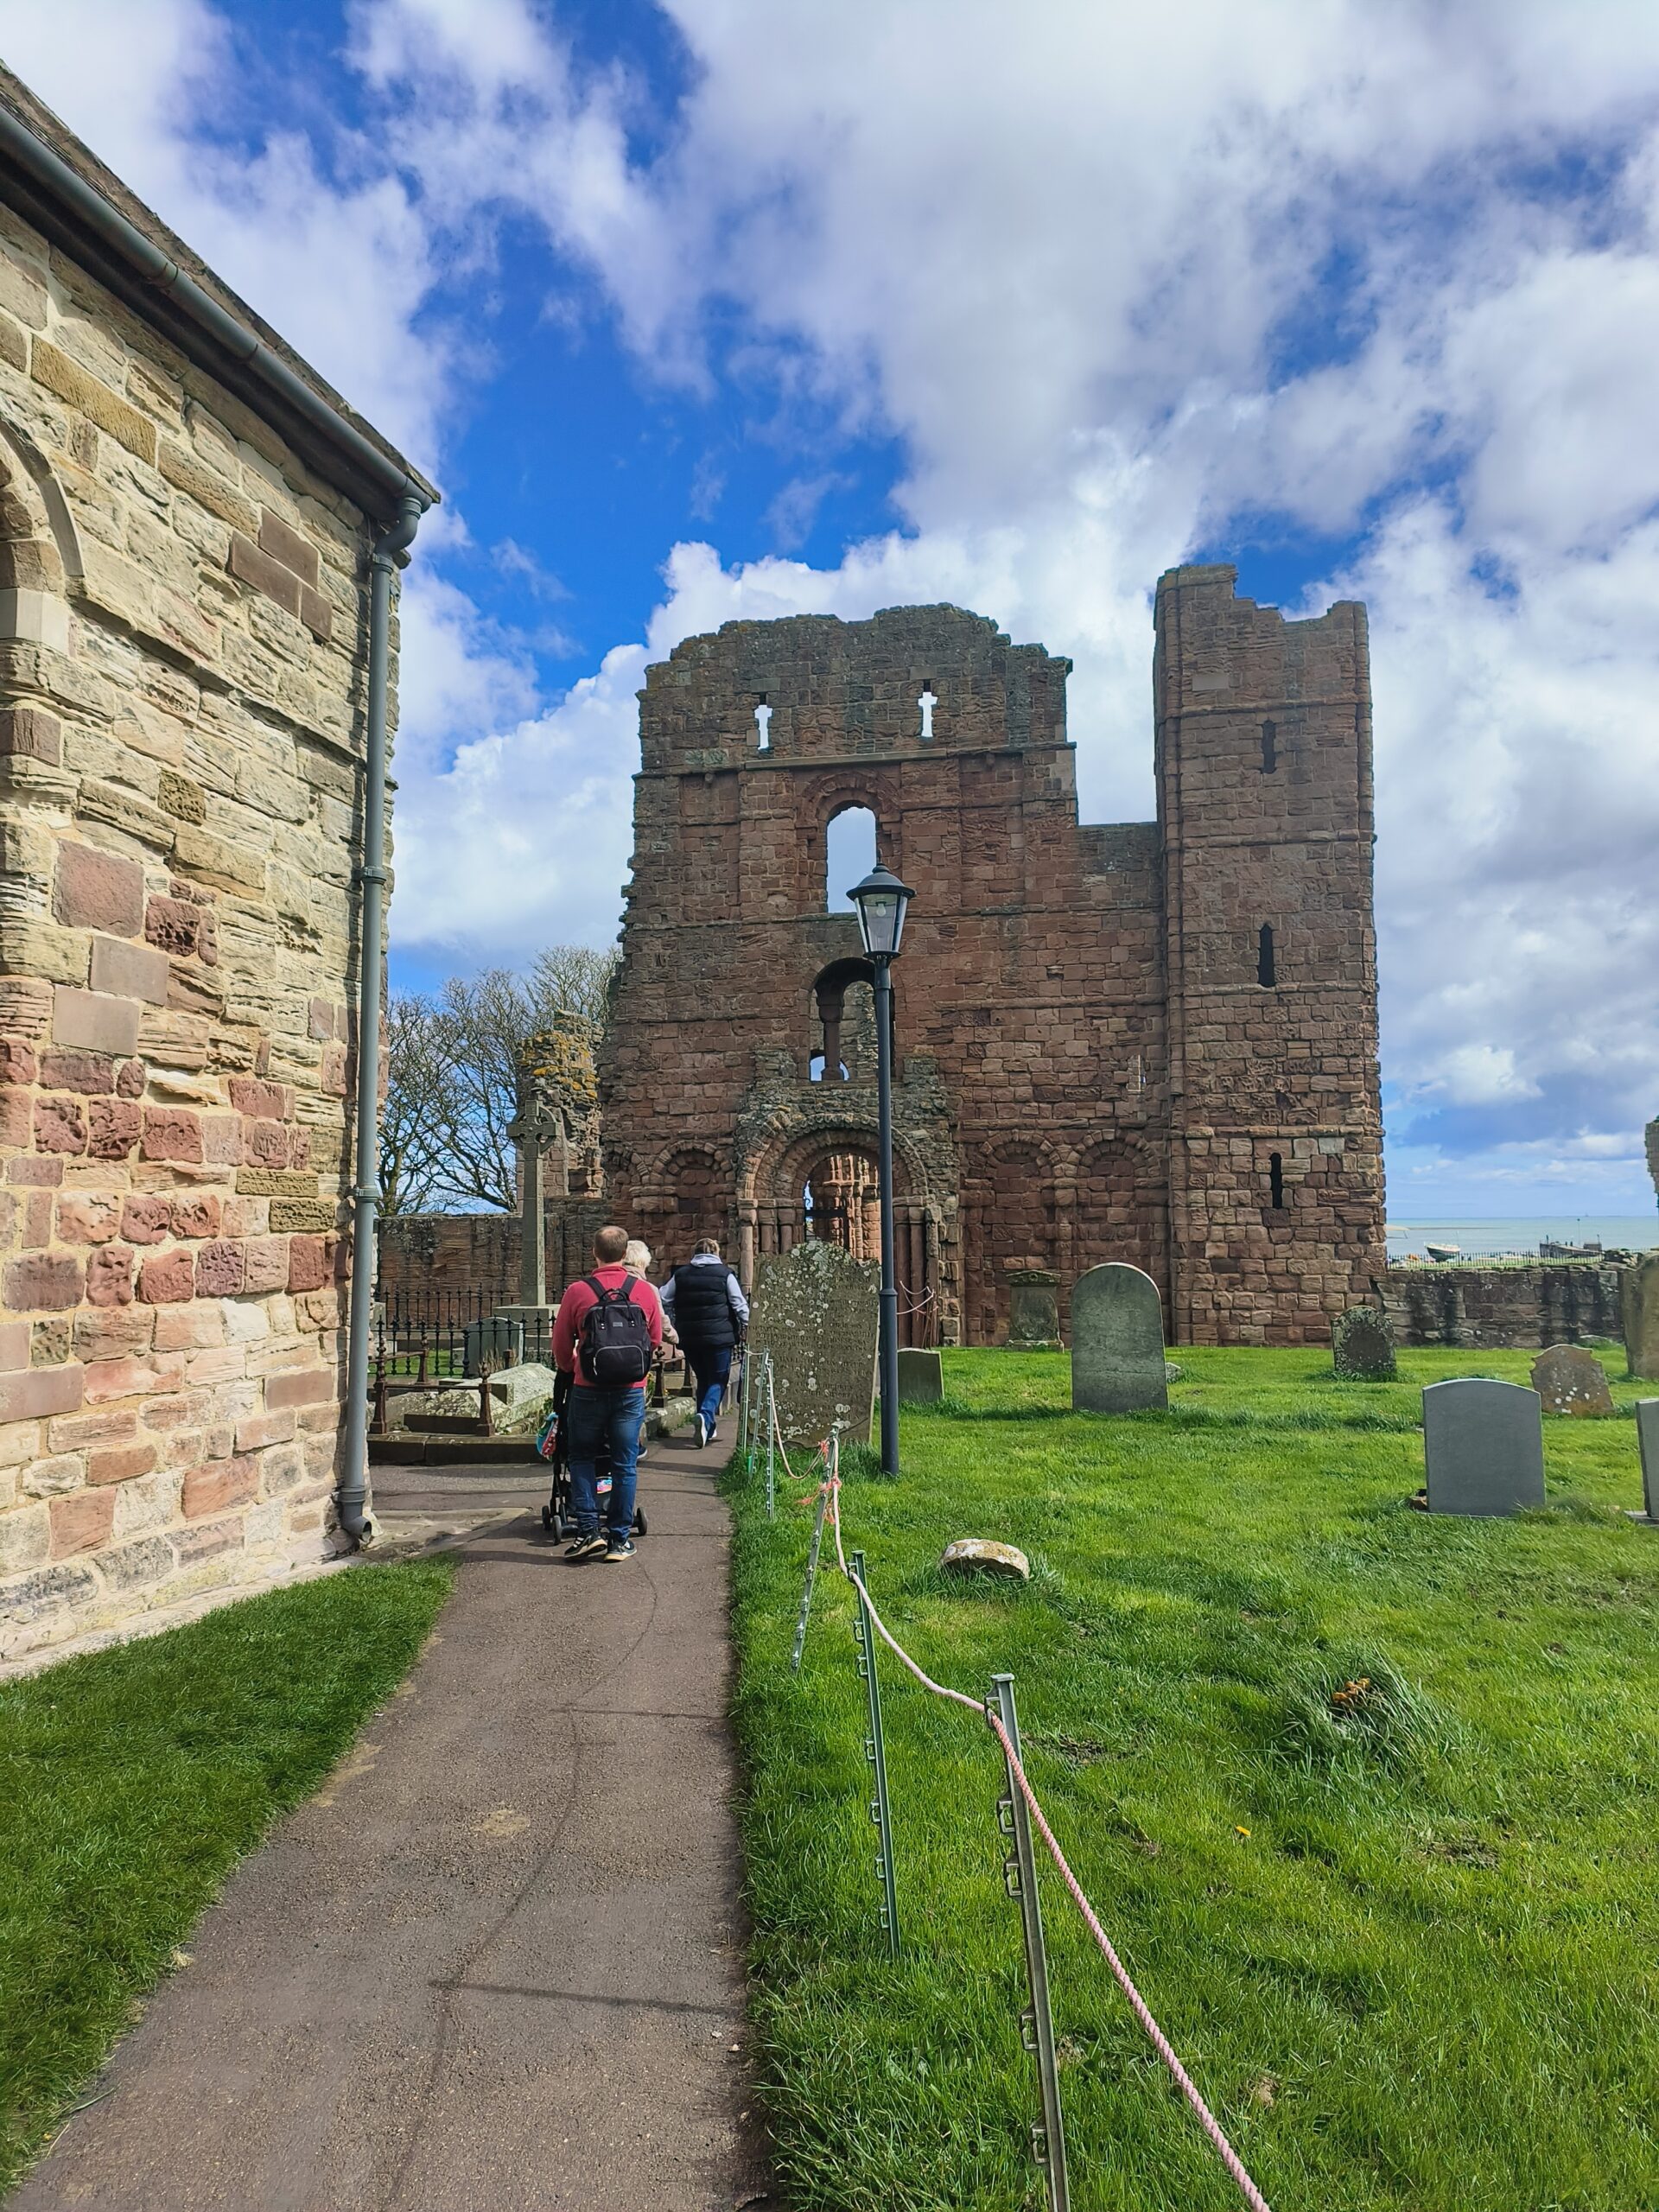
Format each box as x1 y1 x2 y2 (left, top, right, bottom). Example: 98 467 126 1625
90 935 169 1006
236 1408 296 1452
53 843 144 937
74 1303 152 1361
182 1453 259 1519
121 1196 173 1243
140 1248 196 1304
270 1198 334 1234
85 1245 136 1308
33 1095 86 1154
264 1365 334 1410
243 1117 288 1167
142 1107 203 1163
0 705 60 764
0 1319 28 1370
100 1533 175 1591
298 585 333 642
54 989 142 1058
51 1405 138 1450
3 1254 84 1314
243 1236 289 1293
84 1353 176 1403
257 509 321 588
0 1500 50 1574
33 339 157 460
175 1514 245 1564
0 1359 84 1425
172 823 264 895
157 438 259 534
87 1097 142 1160
0 1036 38 1084
286 1235 328 1294
195 1239 245 1296
171 1194 222 1239
9 1154 63 1186
22 1453 86 1497
117 1059 145 1098
41 1047 116 1094
145 896 200 955
57 1192 122 1243
50 1486 116 1557
229 530 302 613
87 1441 160 1485
229 1076 289 1120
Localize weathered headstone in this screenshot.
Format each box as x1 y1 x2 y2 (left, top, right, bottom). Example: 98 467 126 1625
1332 1305 1396 1381
1007 1269 1060 1346
463 1315 524 1376
1421 1378 1545 1516
1530 1343 1615 1417
895 1347 944 1403
1071 1262 1168 1413
750 1239 880 1447
1637 1400 1659 1522
1624 1254 1659 1381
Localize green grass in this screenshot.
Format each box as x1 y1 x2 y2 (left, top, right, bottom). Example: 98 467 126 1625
0 1559 454 2194
728 1347 1659 2211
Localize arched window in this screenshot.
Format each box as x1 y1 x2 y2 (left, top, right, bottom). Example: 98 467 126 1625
1257 923 1276 988
1261 719 1277 773
824 804 877 912
918 681 938 740
754 696 772 752
1268 1152 1285 1209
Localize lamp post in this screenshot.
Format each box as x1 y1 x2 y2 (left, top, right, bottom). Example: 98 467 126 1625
849 861 914 1476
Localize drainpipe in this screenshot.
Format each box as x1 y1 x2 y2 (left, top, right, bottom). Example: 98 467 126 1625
337 492 426 1544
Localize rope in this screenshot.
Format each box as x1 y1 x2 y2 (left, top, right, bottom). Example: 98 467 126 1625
812 1435 1274 2210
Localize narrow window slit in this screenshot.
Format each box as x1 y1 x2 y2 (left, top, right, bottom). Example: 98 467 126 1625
1261 718 1277 773
754 696 772 752
918 682 938 741
1268 1153 1285 1209
1257 923 1276 988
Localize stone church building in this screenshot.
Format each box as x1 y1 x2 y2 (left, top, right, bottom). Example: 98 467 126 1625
0 72 434 1657
599 574 1385 1346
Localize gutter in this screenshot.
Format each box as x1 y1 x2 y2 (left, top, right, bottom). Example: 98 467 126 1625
337 493 425 1545
0 96 435 1543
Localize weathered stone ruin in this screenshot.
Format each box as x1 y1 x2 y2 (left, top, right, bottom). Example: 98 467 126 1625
594 574 1385 1346
0 72 433 1656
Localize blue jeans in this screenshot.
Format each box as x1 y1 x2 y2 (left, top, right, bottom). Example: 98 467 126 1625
686 1343 733 1433
567 1383 645 1541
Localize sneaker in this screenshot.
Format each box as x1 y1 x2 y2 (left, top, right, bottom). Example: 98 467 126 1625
602 1538 637 1562
565 1532 607 1560
705 1418 718 1444
694 1414 707 1449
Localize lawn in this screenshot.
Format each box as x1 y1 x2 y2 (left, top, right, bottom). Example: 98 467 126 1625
0 1558 454 2196
728 1347 1659 2212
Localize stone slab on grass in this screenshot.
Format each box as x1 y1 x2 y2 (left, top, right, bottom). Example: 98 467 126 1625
1422 1377 1545 1516
1071 1262 1167 1414
895 1347 944 1403
750 1239 879 1447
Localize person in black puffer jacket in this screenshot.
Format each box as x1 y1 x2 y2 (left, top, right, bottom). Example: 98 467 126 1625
661 1237 749 1447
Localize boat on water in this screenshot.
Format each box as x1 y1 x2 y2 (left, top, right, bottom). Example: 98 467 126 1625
1423 1243 1461 1262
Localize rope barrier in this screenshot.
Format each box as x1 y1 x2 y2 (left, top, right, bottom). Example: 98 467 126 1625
804 1436 1274 2211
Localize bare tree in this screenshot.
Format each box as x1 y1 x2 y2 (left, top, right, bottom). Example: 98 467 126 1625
378 995 454 1216
381 944 619 1214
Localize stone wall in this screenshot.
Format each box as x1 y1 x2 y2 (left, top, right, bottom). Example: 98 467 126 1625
376 1201 608 1306
1378 1262 1630 1349
598 580 1384 1347
0 133 419 1656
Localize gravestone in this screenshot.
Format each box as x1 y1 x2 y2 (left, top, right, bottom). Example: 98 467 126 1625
1624 1254 1659 1381
895 1347 944 1403
1071 1262 1168 1414
463 1315 524 1376
1332 1306 1396 1381
1529 1343 1615 1417
750 1238 880 1447
1007 1269 1060 1346
1421 1378 1545 1516
1637 1400 1659 1522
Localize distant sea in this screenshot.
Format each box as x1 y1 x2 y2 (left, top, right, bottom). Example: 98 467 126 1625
1386 1216 1659 1260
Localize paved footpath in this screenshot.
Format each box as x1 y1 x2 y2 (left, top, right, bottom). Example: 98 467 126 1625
17 1428 779 2212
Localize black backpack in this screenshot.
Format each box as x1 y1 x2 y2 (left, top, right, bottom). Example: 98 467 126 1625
579 1274 652 1386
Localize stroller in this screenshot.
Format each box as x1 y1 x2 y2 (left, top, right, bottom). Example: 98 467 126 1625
538 1367 649 1541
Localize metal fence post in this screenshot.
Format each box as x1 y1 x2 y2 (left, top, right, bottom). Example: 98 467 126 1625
790 1480 830 1674
990 1673 1070 2212
851 1549 900 1957
765 1356 777 1520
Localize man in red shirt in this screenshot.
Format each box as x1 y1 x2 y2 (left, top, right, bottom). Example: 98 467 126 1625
551 1224 664 1561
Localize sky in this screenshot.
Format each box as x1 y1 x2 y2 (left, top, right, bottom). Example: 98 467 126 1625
2 0 1656 1219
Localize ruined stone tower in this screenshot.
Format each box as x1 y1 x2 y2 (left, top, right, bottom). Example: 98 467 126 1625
598 567 1385 1345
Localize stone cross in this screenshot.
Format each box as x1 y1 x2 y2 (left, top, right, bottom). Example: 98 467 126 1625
506 1089 567 1310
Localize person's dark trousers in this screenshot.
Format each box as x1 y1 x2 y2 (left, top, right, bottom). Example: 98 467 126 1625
567 1383 645 1541
685 1343 733 1434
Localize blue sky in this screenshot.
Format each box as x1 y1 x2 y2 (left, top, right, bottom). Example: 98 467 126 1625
4 0 1658 1221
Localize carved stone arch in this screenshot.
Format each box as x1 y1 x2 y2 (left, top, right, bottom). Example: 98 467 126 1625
633 1141 728 1270
1075 1128 1168 1304
742 1109 930 1209
963 1134 1062 1346
0 408 82 645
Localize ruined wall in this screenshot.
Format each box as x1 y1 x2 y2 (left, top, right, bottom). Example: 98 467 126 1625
1379 1262 1630 1349
1155 568 1385 1344
376 1201 607 1306
600 582 1384 1345
0 192 397 1656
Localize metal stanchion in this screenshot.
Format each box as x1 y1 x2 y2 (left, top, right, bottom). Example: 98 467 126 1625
991 1673 1070 2212
851 1548 899 1956
790 1479 829 1673
765 1356 777 1520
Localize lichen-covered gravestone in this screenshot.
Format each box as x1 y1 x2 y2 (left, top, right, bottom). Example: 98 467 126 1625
895 1347 944 1403
1007 1270 1060 1346
1332 1306 1396 1381
1071 1263 1168 1413
750 1239 880 1447
1530 1343 1615 1416
1624 1254 1659 1381
1422 1378 1545 1516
